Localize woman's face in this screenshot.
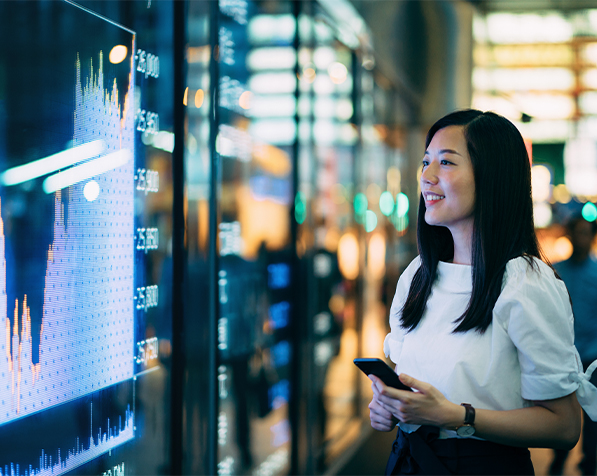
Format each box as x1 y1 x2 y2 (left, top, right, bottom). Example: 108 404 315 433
420 125 476 237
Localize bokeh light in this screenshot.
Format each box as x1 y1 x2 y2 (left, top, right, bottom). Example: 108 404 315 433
354 193 368 214
396 192 409 217
554 236 573 262
338 233 359 280
365 210 378 232
109 45 128 64
552 183 571 203
366 183 381 206
582 202 597 222
394 215 409 233
328 62 348 84
294 191 306 224
83 180 100 202
379 191 395 216
533 202 553 228
195 89 205 108
531 165 552 202
239 91 252 109
367 233 386 280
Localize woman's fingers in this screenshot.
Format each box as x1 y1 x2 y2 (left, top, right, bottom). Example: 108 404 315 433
369 396 393 419
369 375 412 401
369 398 397 431
370 374 452 427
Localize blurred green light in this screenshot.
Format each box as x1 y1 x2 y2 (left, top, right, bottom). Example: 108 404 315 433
582 202 597 222
365 210 377 232
395 215 409 232
379 191 395 216
354 193 368 214
295 209 306 224
295 191 306 224
396 193 409 217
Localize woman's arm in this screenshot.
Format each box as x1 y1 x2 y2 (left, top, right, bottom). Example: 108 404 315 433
372 374 581 450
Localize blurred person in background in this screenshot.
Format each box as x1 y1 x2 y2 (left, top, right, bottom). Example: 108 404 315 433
367 109 597 475
550 215 597 476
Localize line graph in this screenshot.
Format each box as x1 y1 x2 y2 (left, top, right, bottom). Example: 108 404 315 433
0 48 136 426
1 403 134 476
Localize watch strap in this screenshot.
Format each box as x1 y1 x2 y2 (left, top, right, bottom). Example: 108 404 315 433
461 403 475 425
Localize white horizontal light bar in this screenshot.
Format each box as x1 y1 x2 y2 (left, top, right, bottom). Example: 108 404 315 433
43 149 132 194
0 140 106 186
246 47 296 71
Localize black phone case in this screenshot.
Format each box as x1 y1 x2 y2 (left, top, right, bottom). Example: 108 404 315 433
353 358 412 391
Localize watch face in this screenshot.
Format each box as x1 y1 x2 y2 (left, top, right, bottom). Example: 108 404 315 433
456 425 476 437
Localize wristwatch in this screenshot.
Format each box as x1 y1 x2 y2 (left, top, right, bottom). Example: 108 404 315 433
456 403 476 437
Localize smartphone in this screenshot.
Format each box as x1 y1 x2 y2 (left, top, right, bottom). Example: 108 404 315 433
353 358 412 391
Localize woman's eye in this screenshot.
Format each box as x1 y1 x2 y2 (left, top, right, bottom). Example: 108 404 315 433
440 159 453 165
422 160 429 167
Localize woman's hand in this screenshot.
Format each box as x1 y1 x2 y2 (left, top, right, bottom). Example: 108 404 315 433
369 374 582 449
368 392 399 431
369 373 464 429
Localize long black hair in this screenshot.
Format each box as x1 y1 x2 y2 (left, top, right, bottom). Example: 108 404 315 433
400 109 543 333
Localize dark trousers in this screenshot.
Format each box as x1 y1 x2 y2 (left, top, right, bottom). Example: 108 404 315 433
386 426 534 475
550 361 597 476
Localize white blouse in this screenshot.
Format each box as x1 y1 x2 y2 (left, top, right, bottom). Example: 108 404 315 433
383 256 597 438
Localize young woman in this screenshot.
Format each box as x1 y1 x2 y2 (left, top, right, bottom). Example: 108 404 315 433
368 109 597 475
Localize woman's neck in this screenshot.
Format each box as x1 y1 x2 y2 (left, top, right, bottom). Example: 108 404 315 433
449 225 473 265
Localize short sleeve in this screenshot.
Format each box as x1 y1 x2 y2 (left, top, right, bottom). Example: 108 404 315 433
384 256 421 363
495 257 582 401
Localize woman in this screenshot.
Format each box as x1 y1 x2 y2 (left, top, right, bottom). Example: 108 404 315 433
369 109 597 475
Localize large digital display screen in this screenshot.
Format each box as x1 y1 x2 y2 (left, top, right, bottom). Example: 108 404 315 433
0 1 171 474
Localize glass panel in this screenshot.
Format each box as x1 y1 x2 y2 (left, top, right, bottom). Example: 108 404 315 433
184 1 213 474
0 1 174 473
216 1 294 475
296 5 362 471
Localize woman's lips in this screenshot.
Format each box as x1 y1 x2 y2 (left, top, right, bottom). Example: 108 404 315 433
424 192 445 204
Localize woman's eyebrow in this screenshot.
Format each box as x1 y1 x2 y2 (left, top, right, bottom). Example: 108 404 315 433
424 148 463 156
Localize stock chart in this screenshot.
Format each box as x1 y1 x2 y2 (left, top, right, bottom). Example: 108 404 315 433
0 2 165 474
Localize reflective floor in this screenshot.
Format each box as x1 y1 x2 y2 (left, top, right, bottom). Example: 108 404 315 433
531 442 583 476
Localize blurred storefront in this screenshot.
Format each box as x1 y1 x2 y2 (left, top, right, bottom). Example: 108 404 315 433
471 7 597 261
0 1 475 475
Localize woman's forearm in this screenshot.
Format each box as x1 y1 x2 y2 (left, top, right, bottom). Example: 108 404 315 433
439 393 581 450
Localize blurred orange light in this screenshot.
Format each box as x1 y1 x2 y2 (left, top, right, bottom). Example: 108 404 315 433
338 232 359 280
302 67 316 83
554 236 573 262
109 45 128 64
553 184 571 204
195 89 205 108
183 87 189 106
239 91 252 110
367 232 386 280
252 143 291 177
236 185 290 258
329 294 345 316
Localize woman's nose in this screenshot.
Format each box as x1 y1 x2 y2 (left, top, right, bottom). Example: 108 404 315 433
421 163 438 184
